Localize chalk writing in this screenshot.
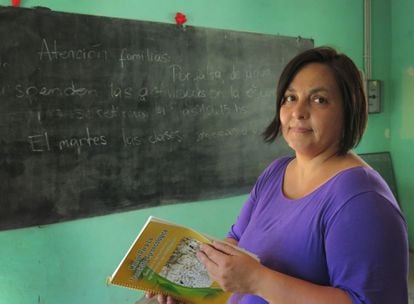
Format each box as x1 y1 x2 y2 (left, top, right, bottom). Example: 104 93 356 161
245 85 275 99
118 48 170 68
15 82 98 103
229 65 241 80
148 129 183 145
181 103 247 117
27 127 186 154
229 66 272 81
122 128 143 147
57 127 108 154
195 127 250 142
244 67 272 79
109 83 151 102
169 64 222 82
230 86 240 99
38 39 109 61
95 105 149 121
39 106 149 121
28 132 50 152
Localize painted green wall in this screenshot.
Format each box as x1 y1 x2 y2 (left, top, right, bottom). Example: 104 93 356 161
0 1 410 304
390 0 414 248
360 0 391 153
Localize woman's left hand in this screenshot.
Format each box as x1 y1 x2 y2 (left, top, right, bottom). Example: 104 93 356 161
196 241 263 294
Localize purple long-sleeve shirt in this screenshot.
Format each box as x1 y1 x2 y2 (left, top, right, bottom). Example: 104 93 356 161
227 156 408 304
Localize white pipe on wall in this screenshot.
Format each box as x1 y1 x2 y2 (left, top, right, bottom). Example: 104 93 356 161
364 0 372 79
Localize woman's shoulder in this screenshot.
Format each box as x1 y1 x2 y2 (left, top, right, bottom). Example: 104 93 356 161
324 166 406 234
331 166 389 193
326 165 400 212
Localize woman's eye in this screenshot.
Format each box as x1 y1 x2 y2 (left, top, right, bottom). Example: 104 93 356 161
313 96 327 104
283 95 296 103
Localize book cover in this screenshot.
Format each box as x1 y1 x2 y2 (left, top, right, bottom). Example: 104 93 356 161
108 216 231 304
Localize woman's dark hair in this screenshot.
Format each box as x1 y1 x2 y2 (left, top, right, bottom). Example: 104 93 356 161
263 46 367 155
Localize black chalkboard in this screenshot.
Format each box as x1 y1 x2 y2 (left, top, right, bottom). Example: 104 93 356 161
0 6 313 230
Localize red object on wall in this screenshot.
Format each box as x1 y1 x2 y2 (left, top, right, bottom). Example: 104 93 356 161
12 0 21 7
175 12 187 26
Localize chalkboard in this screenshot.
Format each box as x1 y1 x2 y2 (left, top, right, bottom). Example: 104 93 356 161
0 9 400 231
359 152 399 201
0 6 313 230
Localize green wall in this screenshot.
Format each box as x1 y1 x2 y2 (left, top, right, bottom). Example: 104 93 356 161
389 0 414 248
0 1 410 304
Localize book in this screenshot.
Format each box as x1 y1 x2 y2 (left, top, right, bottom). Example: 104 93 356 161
108 216 256 304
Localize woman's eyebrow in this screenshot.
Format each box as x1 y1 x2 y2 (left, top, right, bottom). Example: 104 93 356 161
285 86 329 94
309 87 329 94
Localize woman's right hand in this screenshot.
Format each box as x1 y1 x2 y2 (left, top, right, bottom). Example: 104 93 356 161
144 292 179 304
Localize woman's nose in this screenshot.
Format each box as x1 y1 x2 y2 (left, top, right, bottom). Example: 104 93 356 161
291 100 309 119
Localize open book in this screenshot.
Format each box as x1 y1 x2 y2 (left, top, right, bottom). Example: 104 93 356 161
108 216 257 304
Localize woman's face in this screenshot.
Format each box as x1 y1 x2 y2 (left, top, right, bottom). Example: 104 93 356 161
279 63 344 158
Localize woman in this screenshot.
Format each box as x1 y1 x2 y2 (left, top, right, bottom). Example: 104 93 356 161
149 47 409 304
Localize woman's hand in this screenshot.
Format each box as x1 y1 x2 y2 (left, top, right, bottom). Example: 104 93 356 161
144 292 180 304
196 240 263 294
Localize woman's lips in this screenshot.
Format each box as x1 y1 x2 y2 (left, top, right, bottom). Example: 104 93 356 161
289 126 312 133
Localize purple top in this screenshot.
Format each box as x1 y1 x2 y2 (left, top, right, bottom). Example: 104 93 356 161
227 156 408 304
